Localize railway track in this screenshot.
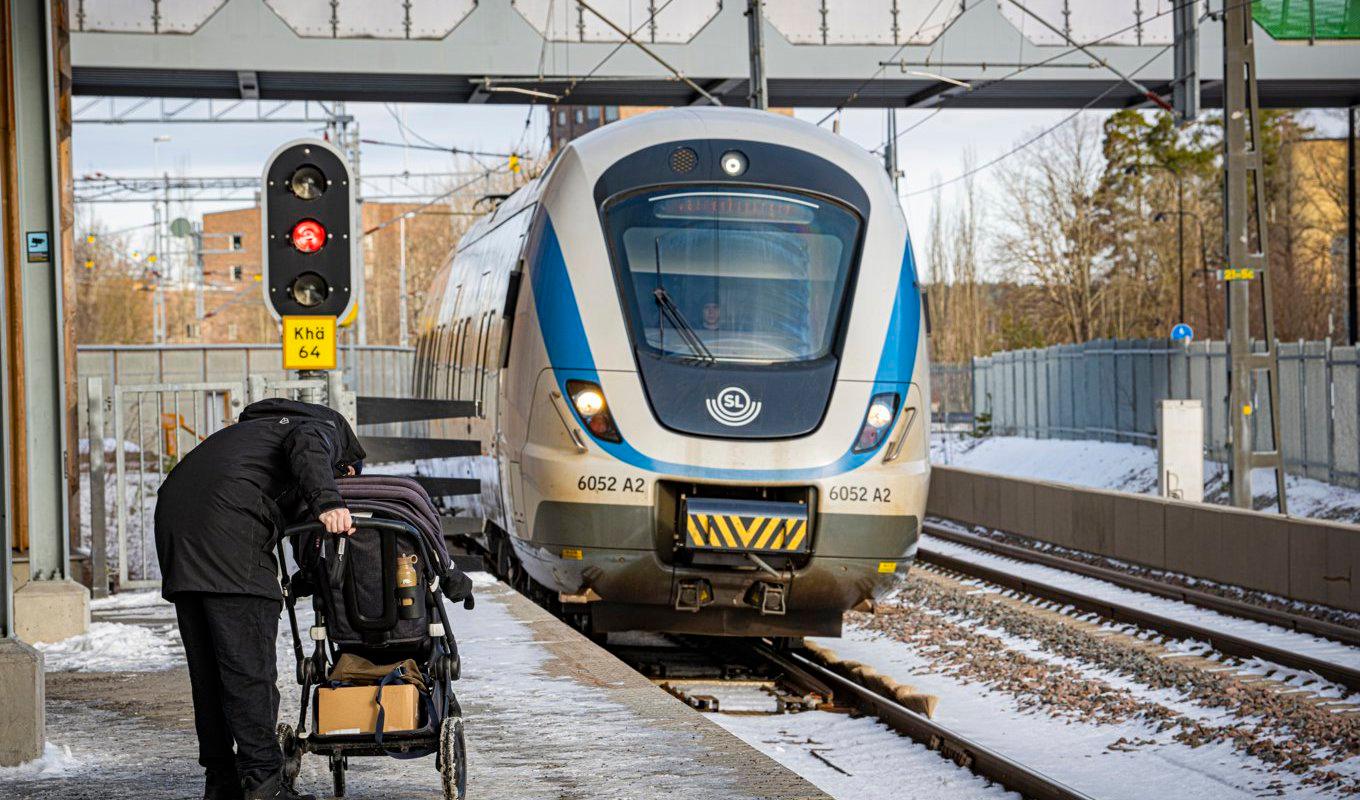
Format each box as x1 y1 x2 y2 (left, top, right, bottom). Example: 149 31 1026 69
451 536 1094 800
607 636 1094 800
919 521 1360 692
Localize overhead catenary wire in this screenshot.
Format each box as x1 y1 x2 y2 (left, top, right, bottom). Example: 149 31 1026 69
545 0 678 161
360 138 523 161
901 42 1173 199
814 0 959 127
362 169 507 238
572 0 720 106
873 0 1205 161
1003 0 1174 111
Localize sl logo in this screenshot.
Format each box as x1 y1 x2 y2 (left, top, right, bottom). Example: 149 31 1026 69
706 386 762 427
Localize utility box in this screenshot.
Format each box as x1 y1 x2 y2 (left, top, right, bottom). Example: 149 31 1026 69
1158 399 1204 503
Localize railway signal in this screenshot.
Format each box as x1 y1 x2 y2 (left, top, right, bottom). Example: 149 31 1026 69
261 138 356 323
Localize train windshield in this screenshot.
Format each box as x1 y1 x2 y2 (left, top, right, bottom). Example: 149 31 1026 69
604 187 860 364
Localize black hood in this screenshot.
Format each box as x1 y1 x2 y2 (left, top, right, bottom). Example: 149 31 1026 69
239 398 366 468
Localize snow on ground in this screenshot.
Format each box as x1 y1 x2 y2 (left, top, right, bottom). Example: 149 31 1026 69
924 526 1360 676
709 711 1015 800
37 620 183 673
814 625 1341 799
932 432 1360 523
18 577 810 799
0 744 83 780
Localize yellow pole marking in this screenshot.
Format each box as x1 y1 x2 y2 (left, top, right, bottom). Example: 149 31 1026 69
712 515 737 548
785 520 807 551
752 517 777 550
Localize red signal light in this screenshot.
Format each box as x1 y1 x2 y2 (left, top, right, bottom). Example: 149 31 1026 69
290 219 327 254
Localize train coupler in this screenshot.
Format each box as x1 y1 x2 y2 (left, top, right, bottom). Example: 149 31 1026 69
748 581 787 616
674 579 715 612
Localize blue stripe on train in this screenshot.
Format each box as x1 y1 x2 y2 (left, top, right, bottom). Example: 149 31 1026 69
529 216 921 481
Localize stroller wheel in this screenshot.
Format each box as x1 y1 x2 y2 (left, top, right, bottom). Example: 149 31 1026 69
329 755 347 798
439 715 468 800
277 724 302 789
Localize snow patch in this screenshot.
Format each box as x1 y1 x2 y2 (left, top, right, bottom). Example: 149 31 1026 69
932 433 1360 523
0 744 82 779
37 621 182 673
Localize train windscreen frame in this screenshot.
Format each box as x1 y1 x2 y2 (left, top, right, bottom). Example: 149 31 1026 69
603 186 861 366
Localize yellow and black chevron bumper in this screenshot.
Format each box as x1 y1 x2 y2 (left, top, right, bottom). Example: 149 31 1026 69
681 497 810 554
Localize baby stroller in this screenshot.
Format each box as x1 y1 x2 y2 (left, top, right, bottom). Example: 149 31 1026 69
273 476 473 799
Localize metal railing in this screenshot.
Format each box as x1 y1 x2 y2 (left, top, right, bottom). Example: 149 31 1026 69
99 380 246 588
77 343 413 440
83 370 365 591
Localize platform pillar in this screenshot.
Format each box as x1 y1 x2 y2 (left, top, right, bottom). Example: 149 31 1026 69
2 0 83 629
0 638 43 766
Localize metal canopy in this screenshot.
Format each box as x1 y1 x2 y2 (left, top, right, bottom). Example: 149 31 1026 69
70 1 1360 108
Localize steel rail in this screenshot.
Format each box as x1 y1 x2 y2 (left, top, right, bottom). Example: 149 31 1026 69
922 522 1360 649
916 531 1360 692
755 645 1095 800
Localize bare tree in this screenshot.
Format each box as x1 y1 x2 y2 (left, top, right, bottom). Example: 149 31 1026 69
993 117 1110 343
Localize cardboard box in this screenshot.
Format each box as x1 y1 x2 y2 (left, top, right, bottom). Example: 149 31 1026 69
315 683 420 737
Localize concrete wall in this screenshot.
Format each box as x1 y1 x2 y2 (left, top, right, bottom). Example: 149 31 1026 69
928 466 1360 613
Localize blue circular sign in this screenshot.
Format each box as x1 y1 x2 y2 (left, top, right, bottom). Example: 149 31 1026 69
1170 323 1194 343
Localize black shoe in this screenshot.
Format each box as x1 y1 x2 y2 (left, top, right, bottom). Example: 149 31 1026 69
243 773 316 800
203 764 243 800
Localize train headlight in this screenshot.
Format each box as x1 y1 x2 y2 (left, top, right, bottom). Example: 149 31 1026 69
853 392 899 453
866 400 895 429
719 150 748 177
567 380 622 443
573 389 605 417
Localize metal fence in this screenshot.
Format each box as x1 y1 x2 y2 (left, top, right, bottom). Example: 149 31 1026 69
963 339 1360 488
82 369 363 590
930 363 974 426
77 343 413 438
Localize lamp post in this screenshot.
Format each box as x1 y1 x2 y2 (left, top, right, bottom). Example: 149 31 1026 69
1155 209 1211 335
1126 162 1186 323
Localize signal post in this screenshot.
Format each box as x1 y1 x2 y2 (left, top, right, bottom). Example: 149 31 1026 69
262 139 358 420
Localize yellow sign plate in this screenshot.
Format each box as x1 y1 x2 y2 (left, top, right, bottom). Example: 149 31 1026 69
1224 268 1256 281
282 316 337 371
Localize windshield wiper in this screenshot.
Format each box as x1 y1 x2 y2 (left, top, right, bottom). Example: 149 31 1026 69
653 287 715 364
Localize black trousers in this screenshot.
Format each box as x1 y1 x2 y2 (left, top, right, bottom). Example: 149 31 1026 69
175 593 284 789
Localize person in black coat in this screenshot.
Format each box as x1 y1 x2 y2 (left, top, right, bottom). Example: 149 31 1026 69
156 398 366 800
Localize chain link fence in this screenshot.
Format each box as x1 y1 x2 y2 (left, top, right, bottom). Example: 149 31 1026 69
957 339 1360 489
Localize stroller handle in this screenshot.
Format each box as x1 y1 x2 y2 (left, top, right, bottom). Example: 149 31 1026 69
282 517 417 539
280 518 472 610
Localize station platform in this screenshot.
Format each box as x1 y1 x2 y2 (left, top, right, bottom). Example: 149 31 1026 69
0 574 828 800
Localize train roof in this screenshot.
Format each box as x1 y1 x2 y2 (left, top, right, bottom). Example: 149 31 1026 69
455 106 896 252
566 106 890 194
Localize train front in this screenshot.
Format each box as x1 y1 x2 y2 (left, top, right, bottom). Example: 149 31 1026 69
504 108 929 638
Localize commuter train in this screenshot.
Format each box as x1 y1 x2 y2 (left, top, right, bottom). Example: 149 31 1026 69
413 107 930 638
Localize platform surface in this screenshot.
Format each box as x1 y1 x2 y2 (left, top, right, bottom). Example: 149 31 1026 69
0 575 829 799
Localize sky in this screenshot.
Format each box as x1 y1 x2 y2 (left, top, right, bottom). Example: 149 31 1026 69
73 101 1100 273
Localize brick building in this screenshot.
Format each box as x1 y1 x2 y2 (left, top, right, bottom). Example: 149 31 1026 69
192 201 453 345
